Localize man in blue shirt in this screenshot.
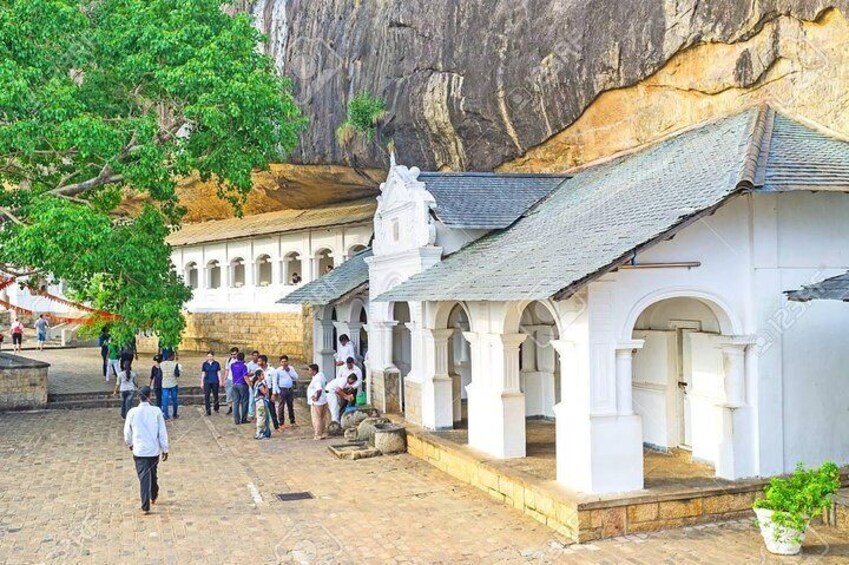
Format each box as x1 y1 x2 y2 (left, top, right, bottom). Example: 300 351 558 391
200 351 222 416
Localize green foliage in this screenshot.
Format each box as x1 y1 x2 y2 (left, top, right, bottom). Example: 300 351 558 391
754 461 841 540
336 93 386 144
0 0 306 346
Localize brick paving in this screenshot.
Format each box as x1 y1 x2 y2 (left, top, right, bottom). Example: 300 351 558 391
2 403 849 564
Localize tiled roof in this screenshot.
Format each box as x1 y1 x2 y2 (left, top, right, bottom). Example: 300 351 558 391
167 198 376 246
419 172 568 230
785 272 849 302
379 106 835 303
278 248 372 306
762 114 849 191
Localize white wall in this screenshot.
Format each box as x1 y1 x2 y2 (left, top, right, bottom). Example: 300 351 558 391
753 191 849 473
171 223 372 313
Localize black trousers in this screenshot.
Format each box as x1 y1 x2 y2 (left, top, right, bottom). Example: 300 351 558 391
269 395 279 429
134 455 160 511
277 387 296 424
203 382 220 414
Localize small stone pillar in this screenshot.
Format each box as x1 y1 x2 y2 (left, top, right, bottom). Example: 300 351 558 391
614 340 644 416
716 335 756 480
420 328 455 430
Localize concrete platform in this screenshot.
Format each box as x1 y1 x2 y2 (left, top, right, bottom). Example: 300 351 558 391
402 418 776 542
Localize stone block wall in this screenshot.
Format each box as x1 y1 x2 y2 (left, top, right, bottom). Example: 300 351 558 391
370 368 401 414
0 354 49 410
403 378 422 426
181 310 312 363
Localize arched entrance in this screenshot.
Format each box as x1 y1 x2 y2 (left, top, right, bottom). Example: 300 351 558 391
629 294 744 482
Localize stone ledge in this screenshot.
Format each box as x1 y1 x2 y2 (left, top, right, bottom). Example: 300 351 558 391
399 420 801 543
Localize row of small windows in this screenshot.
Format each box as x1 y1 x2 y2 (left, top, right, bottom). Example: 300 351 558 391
183 245 367 290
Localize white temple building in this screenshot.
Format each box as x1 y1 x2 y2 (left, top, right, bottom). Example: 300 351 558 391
282 106 849 496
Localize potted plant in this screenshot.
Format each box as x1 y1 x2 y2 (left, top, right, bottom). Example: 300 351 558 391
753 461 841 555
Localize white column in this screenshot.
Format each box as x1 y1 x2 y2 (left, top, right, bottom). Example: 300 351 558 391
551 337 644 493
615 340 644 416
465 332 527 459
317 318 336 378
420 328 455 430
716 336 756 480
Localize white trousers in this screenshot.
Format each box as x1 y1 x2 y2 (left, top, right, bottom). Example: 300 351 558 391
327 393 341 423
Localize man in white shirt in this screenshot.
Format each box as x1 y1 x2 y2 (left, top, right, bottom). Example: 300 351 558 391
257 355 279 431
336 357 363 391
274 355 299 426
334 334 356 369
123 386 169 514
306 364 328 440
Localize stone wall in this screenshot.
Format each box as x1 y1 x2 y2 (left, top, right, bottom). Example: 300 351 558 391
403 378 422 426
181 310 312 363
370 368 402 415
0 354 49 411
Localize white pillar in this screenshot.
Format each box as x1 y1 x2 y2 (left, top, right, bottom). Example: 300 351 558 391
465 332 527 459
317 318 336 378
420 328 455 430
615 340 644 416
552 338 644 493
716 336 756 480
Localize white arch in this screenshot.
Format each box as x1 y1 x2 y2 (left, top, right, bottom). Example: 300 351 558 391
431 300 474 333
501 298 564 337
621 287 742 340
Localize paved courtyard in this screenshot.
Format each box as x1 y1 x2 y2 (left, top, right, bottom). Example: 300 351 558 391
2 404 849 564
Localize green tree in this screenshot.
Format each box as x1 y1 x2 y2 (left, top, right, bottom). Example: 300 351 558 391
0 0 305 346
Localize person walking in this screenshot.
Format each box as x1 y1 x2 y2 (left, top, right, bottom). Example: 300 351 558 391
160 352 182 421
230 352 250 425
150 354 163 412
123 386 169 514
10 319 24 353
200 351 222 416
306 364 329 440
34 314 49 351
106 340 121 382
98 327 110 378
274 355 298 427
113 359 138 419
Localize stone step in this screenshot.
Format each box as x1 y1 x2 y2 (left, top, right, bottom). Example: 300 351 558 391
47 394 207 410
48 387 205 402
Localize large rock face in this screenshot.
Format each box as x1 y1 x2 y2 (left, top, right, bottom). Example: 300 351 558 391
195 1 849 217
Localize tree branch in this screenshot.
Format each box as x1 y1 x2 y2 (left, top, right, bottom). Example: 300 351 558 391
48 165 124 197
0 207 25 226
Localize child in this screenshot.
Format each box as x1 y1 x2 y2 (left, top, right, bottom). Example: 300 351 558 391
150 354 163 412
253 370 271 440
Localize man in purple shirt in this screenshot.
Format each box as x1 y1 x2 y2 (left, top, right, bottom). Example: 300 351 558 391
230 352 250 425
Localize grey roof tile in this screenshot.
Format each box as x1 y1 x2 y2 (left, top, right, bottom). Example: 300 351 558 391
420 172 568 229
277 248 372 306
378 108 764 303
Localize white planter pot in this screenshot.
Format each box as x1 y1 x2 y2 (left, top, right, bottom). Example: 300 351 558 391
754 507 807 555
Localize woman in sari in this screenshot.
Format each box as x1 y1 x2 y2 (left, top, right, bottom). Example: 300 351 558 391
253 370 272 440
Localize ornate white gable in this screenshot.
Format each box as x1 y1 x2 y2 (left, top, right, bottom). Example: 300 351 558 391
373 156 437 256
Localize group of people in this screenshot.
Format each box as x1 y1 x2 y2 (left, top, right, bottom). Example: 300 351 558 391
113 333 366 443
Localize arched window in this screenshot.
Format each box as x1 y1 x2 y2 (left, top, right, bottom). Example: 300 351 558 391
256 255 272 287
316 248 334 276
207 260 221 289
185 262 199 289
230 257 245 288
347 244 367 259
284 251 303 285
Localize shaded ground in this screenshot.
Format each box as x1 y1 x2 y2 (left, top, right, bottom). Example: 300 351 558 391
1 405 849 563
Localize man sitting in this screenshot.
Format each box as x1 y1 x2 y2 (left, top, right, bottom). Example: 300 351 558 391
335 356 362 391
325 373 359 424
